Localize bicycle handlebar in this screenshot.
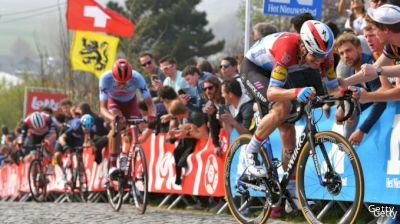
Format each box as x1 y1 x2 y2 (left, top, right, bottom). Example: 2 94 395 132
289 90 355 123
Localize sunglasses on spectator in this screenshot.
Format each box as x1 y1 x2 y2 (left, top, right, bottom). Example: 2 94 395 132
161 64 174 70
203 85 215 91
141 61 152 67
220 64 231 69
369 0 386 3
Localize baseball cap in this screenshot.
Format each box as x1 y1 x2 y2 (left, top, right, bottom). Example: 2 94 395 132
367 4 400 24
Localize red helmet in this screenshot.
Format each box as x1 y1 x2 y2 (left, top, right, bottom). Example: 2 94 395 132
112 59 132 82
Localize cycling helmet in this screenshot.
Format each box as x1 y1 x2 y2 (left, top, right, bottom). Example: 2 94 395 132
112 59 132 82
300 20 334 58
80 114 94 130
31 112 46 129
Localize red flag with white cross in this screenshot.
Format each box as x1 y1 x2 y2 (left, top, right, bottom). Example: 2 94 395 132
66 0 134 37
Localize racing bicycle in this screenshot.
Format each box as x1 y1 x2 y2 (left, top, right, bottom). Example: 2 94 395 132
105 116 148 214
224 91 364 223
28 143 52 202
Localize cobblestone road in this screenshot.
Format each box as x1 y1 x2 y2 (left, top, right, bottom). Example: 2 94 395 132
0 202 296 224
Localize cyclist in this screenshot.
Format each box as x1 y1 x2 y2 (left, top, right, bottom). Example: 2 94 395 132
242 20 343 177
99 59 156 180
19 111 57 163
54 114 96 183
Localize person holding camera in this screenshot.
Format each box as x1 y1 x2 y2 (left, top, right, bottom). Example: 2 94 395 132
138 52 166 88
182 65 214 112
219 79 254 135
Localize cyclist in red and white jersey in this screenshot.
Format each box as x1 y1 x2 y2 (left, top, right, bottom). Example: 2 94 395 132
242 20 342 177
19 111 57 162
99 59 156 179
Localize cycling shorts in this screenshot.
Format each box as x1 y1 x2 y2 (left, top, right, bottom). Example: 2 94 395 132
107 96 141 119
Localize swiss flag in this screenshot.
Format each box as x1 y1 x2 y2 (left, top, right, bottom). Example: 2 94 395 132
66 0 134 37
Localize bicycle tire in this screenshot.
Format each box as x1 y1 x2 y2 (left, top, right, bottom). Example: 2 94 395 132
224 134 272 224
74 157 88 202
296 131 364 224
131 145 148 214
63 160 75 202
106 168 124 211
28 159 47 202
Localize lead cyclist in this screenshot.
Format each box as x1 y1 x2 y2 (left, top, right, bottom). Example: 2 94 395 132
241 20 351 179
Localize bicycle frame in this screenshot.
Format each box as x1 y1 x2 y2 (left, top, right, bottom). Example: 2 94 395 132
261 97 350 193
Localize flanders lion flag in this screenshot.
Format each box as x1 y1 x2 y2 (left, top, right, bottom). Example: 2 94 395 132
70 31 119 78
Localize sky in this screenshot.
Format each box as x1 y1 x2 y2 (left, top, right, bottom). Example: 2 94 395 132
0 0 242 57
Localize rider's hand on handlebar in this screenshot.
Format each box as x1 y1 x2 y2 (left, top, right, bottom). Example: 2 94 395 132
295 87 316 103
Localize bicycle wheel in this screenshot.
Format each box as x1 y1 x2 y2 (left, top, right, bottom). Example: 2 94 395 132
62 161 75 202
296 131 364 224
106 166 124 211
130 145 148 214
28 159 47 202
224 134 272 224
73 158 88 202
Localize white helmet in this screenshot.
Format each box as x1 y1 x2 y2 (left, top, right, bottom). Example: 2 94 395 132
31 112 46 129
300 20 334 58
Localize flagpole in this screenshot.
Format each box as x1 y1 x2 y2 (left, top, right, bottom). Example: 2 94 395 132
244 0 251 54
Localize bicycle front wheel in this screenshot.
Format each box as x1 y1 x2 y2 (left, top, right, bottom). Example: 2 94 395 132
130 145 148 214
224 134 272 224
73 159 88 202
28 159 47 202
106 166 124 211
296 131 364 224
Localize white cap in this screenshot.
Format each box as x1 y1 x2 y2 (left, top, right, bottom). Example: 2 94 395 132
367 4 400 24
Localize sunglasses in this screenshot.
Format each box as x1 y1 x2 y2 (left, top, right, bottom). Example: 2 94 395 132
369 0 386 3
161 64 174 70
141 60 152 67
203 85 215 91
220 64 231 69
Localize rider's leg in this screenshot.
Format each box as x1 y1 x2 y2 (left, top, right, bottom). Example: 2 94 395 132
107 109 122 177
278 123 296 171
246 101 292 176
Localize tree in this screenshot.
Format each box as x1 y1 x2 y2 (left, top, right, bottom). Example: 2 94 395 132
108 0 225 68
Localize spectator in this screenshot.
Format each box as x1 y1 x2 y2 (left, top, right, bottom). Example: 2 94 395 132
334 33 386 145
1 126 9 145
220 79 254 135
158 86 180 134
138 52 166 89
202 76 224 155
59 99 73 122
252 22 278 41
219 56 250 102
290 12 314 33
168 100 208 185
338 0 367 35
196 58 214 74
159 55 196 100
182 65 213 112
345 4 400 103
368 0 400 8
137 99 168 143
76 102 109 164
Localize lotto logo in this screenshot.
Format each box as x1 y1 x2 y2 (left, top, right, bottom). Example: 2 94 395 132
269 0 313 6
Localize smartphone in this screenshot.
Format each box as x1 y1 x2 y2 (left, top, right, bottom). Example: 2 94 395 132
177 89 186 95
218 104 227 115
151 75 159 82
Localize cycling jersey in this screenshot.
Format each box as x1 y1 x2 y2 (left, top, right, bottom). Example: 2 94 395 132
245 32 338 89
99 70 151 102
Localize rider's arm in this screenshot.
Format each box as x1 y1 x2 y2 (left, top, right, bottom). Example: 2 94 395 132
143 97 156 118
338 0 348 17
57 133 68 147
100 100 114 122
267 86 298 102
